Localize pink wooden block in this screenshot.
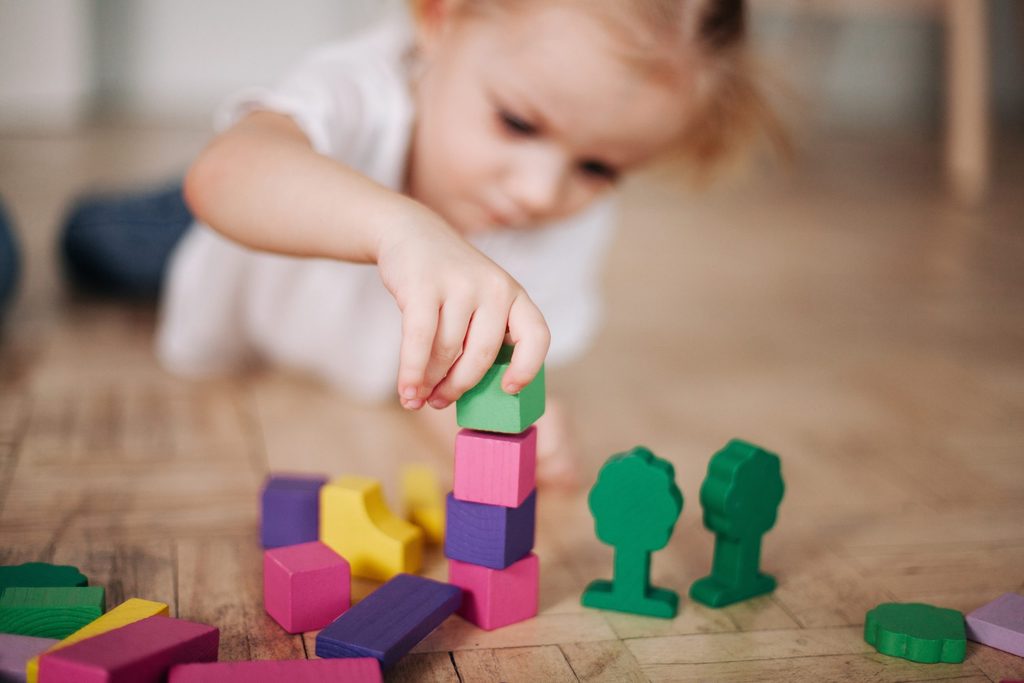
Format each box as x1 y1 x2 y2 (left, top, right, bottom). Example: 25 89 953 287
37 616 218 683
454 427 536 507
264 541 350 634
965 592 1024 657
169 657 382 682
448 553 539 631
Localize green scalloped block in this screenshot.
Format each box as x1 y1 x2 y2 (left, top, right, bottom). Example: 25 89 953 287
0 562 88 597
0 586 105 639
864 602 966 664
456 344 545 434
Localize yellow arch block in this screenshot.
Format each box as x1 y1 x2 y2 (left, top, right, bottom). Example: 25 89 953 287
320 476 423 581
26 597 169 682
401 465 446 545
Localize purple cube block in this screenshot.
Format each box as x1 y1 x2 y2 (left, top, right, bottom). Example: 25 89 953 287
261 474 328 549
965 592 1024 657
444 490 535 569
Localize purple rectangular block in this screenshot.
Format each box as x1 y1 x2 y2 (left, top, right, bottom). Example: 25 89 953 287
38 616 219 683
966 592 1024 657
0 633 57 681
444 490 535 570
261 473 328 548
315 574 461 669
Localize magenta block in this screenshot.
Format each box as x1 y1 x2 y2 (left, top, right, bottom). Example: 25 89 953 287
454 427 536 508
448 553 539 631
966 592 1024 657
264 541 350 634
169 657 382 682
37 616 218 683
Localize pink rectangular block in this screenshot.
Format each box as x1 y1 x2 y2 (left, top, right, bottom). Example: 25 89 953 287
448 553 539 631
169 657 382 682
37 616 218 683
264 541 350 634
966 592 1024 657
454 427 536 507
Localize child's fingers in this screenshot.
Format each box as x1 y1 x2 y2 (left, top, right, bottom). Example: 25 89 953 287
397 299 440 408
426 305 506 409
502 295 550 393
420 299 473 394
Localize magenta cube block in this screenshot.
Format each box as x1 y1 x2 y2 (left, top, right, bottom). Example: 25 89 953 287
38 616 218 683
454 427 536 507
264 541 350 634
448 553 539 631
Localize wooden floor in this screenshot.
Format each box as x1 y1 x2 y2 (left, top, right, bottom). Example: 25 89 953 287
1 124 1023 682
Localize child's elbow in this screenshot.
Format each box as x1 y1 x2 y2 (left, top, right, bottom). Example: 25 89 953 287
182 144 221 226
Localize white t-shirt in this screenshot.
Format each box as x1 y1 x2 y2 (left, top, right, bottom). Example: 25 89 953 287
156 17 615 403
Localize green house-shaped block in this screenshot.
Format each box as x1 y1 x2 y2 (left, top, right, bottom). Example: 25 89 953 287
456 345 545 434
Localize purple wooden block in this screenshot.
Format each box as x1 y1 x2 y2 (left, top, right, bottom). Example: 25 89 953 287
0 633 57 682
38 616 219 683
444 490 535 570
261 473 328 548
965 592 1024 657
315 574 461 669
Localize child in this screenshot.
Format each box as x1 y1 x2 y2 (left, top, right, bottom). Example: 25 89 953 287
65 0 779 483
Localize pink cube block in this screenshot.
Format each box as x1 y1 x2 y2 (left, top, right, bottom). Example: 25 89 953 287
448 552 539 631
454 427 536 507
169 657 382 682
264 541 350 633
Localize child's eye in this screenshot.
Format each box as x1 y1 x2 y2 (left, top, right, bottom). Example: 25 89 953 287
499 110 537 136
579 160 618 182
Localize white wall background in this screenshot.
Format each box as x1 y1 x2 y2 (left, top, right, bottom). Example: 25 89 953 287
0 0 1020 132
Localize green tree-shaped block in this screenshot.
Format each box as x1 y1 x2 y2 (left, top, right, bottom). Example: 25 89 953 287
690 439 784 608
864 602 966 663
581 446 683 618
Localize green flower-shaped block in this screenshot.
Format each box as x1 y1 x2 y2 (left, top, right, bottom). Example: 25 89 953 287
864 602 966 664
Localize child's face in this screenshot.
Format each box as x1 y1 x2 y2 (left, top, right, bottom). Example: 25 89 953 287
409 1 693 234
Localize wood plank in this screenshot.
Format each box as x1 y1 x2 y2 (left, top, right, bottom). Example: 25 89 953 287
414 613 616 652
626 627 872 666
560 640 646 683
176 537 304 661
771 550 894 628
386 652 460 683
453 646 577 683
642 653 987 683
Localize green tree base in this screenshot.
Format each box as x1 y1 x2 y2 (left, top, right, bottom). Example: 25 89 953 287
689 572 776 608
581 579 678 619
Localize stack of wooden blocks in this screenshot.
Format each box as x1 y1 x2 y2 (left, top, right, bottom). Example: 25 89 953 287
445 345 544 631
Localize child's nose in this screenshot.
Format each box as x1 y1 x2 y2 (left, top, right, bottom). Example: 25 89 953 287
507 153 567 220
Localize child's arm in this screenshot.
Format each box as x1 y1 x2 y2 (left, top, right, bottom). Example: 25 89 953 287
184 110 549 410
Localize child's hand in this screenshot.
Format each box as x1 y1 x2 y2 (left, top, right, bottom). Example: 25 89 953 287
376 213 550 411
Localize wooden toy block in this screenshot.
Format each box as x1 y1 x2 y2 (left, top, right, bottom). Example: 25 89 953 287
264 541 350 634
0 587 104 639
864 602 966 663
456 345 545 434
168 658 383 682
400 464 446 544
0 564 88 597
454 427 536 508
581 447 682 619
965 592 1024 657
26 597 169 683
444 490 535 570
261 473 328 548
315 573 461 670
320 476 423 581
690 439 784 608
0 634 57 682
37 615 218 682
448 553 539 631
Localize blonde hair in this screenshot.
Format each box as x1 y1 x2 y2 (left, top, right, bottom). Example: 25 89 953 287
410 0 788 180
